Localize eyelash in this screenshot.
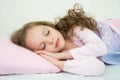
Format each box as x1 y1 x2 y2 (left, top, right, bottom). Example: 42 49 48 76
42 30 50 50
45 30 49 36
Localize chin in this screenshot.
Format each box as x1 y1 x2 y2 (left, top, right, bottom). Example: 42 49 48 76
49 50 59 53
52 48 62 53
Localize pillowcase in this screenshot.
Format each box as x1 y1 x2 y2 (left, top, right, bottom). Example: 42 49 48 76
0 38 60 75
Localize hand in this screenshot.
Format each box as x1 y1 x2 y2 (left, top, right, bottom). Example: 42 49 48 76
40 53 65 70
36 50 73 60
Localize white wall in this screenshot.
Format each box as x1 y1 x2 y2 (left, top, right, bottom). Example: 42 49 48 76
0 0 120 37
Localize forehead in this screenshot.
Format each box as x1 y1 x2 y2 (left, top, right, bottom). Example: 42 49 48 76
25 25 54 51
25 25 44 51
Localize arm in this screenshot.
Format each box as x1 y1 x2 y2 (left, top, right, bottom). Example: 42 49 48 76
63 56 105 76
40 53 105 76
69 27 107 59
36 50 73 60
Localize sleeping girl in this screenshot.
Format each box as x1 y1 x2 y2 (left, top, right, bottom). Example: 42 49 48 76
10 3 120 76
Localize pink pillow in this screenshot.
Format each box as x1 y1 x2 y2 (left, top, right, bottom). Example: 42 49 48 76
0 38 60 75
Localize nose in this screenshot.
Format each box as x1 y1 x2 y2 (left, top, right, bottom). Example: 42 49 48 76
45 37 53 44
49 38 53 44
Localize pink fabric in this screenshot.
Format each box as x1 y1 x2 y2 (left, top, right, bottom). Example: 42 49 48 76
106 18 120 29
63 27 107 76
69 27 107 59
64 56 105 76
0 38 60 75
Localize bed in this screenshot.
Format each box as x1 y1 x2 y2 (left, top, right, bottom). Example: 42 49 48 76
0 65 120 80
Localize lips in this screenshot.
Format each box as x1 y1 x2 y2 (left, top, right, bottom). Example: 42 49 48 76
56 38 59 48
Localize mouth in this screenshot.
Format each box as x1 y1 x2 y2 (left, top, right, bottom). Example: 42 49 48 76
56 38 59 48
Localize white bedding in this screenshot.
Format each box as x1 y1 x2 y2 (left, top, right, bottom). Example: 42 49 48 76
0 65 120 80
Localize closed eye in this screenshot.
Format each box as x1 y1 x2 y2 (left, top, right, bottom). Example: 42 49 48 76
45 30 49 36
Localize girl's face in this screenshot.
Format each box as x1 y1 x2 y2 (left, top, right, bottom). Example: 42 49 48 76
25 25 65 52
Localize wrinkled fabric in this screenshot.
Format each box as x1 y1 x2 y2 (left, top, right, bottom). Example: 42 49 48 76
95 19 120 64
64 26 107 76
63 19 120 76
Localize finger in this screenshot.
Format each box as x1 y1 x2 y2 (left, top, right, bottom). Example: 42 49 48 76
40 51 54 56
40 54 57 63
35 51 42 54
35 50 46 55
40 54 65 70
36 51 58 59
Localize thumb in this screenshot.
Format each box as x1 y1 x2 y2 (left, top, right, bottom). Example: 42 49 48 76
39 51 57 59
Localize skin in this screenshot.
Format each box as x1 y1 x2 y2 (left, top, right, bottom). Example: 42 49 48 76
25 25 77 70
25 25 65 52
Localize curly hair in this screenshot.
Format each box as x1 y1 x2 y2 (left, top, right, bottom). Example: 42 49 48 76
55 3 97 39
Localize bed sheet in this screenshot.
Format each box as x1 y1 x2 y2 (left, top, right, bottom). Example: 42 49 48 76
0 65 120 80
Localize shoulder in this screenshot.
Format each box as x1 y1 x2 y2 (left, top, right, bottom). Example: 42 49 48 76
73 26 94 35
